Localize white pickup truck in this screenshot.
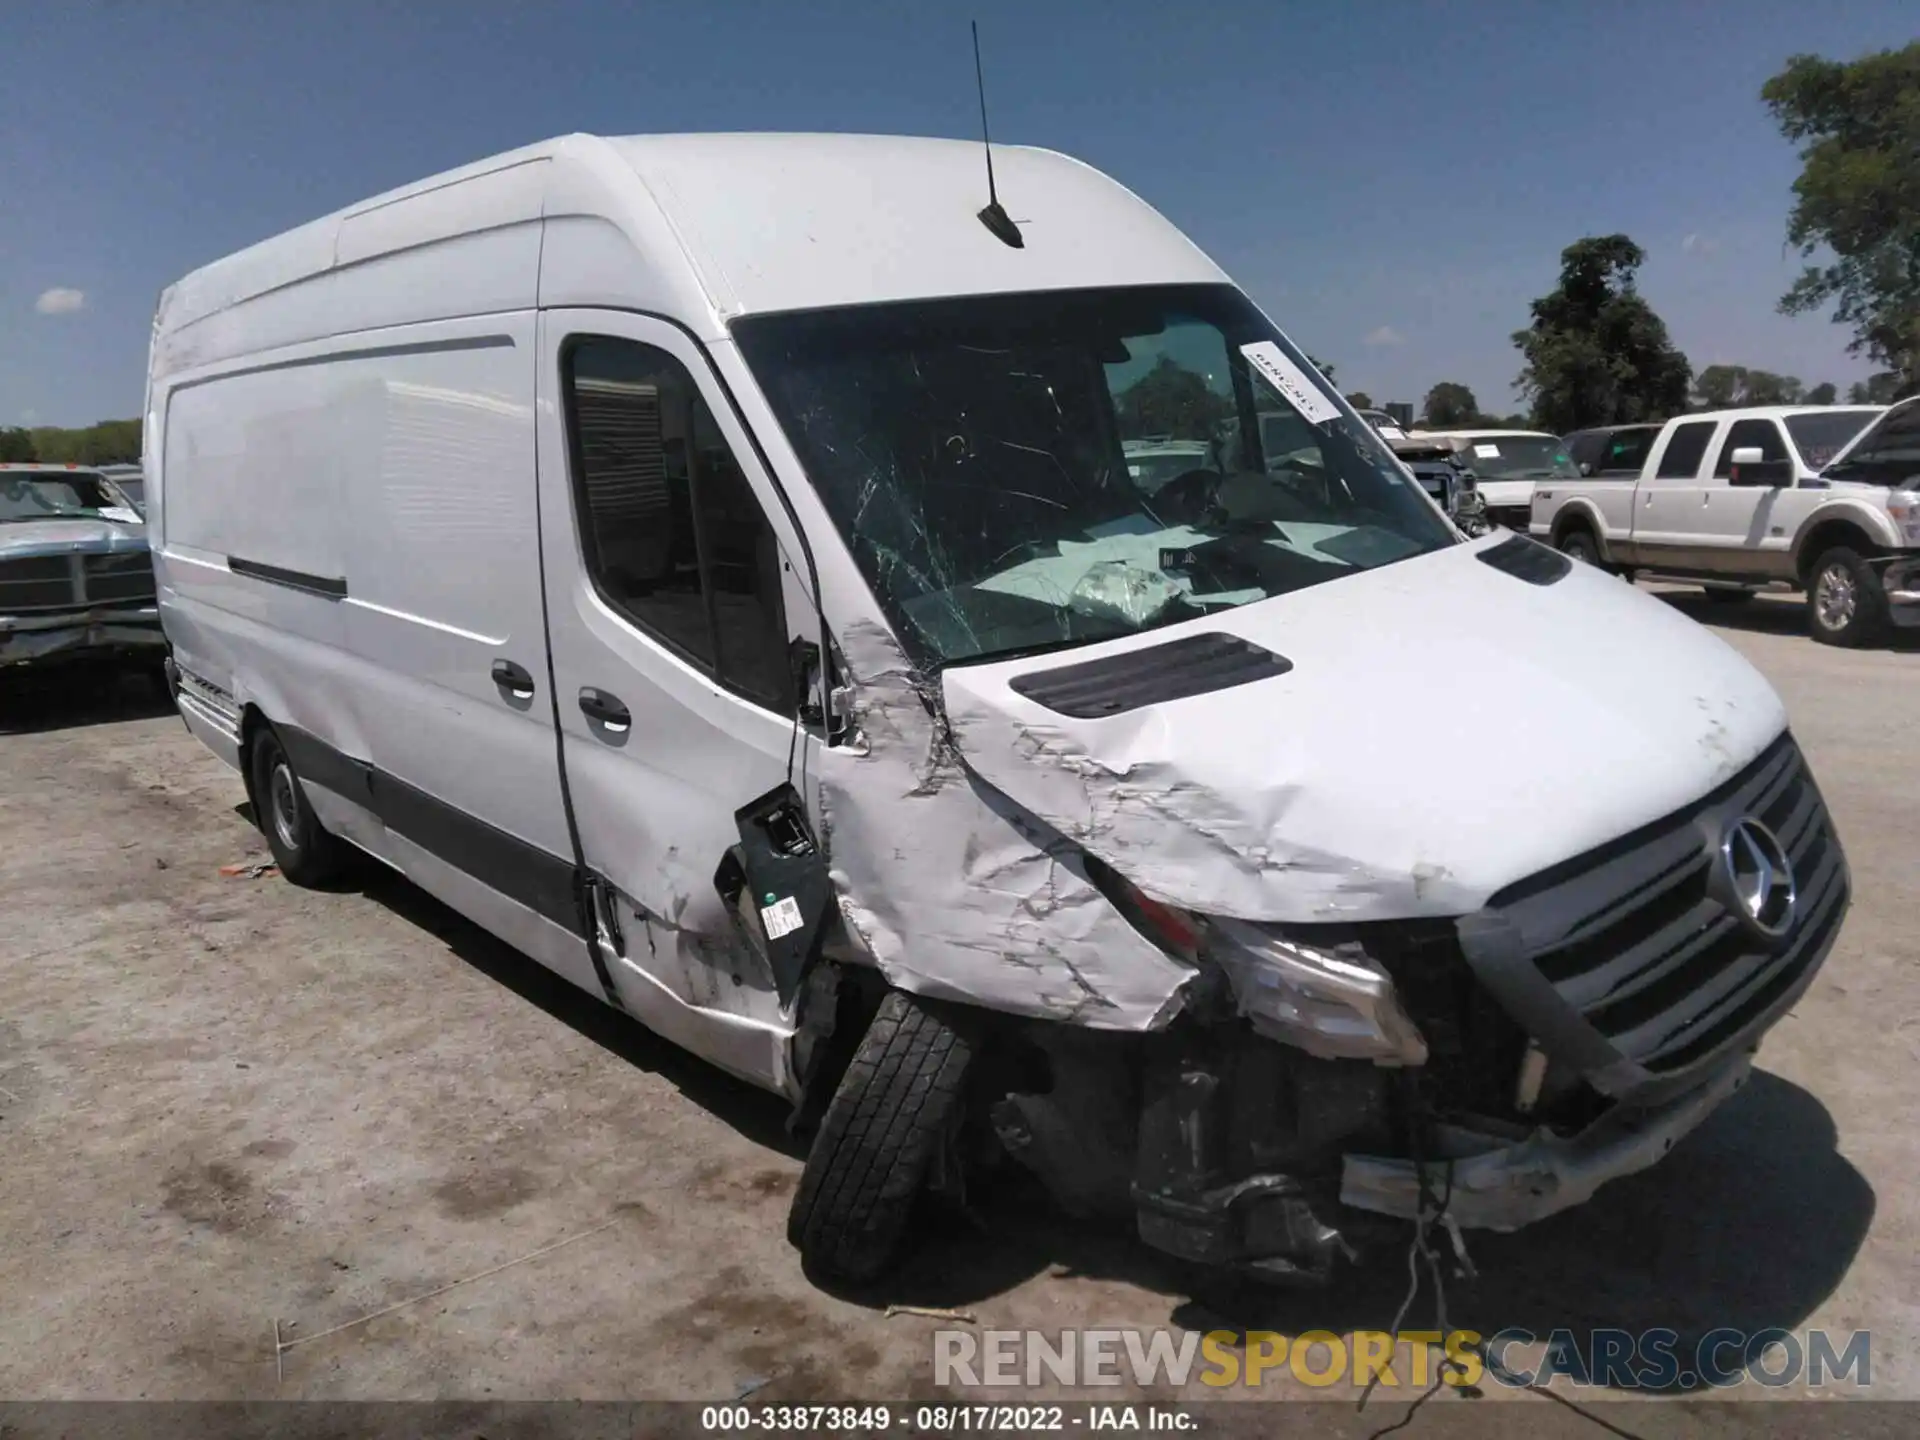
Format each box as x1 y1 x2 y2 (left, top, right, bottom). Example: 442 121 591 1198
1532 402 1920 646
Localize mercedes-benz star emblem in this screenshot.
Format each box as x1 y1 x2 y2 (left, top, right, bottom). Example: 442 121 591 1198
1720 818 1797 941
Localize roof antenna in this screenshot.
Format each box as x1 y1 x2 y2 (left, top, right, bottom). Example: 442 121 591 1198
971 21 1024 249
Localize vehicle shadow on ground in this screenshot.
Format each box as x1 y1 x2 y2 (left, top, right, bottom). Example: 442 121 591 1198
1655 589 1920 652
876 1070 1875 1396
344 857 1874 1396
350 861 803 1160
0 667 176 734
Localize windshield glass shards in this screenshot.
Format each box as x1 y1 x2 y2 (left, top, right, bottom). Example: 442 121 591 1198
734 284 1456 668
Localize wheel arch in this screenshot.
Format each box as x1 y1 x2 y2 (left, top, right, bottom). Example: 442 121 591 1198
1549 499 1611 560
1793 508 1886 585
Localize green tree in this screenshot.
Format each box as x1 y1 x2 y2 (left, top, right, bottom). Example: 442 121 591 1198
0 427 36 462
1693 364 1747 409
1513 235 1692 432
1306 356 1337 385
1847 373 1904 404
1764 43 1920 399
1741 371 1804 406
17 420 142 465
1116 357 1230 439
1422 382 1481 428
1344 390 1375 410
1806 381 1838 405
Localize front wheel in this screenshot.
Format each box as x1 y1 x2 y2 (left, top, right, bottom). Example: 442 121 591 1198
787 991 975 1287
1807 547 1890 648
249 726 350 886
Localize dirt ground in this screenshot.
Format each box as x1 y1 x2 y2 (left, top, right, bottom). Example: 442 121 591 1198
1 589 1915 1419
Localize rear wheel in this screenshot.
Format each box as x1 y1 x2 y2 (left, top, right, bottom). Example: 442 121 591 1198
1557 528 1603 568
249 726 349 886
787 990 975 1287
1807 546 1890 648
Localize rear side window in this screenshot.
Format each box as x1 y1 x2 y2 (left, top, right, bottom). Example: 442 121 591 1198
1713 419 1789 477
563 336 791 712
1601 427 1657 475
1655 421 1715 479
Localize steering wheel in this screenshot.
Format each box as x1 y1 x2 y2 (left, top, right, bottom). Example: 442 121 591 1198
1150 468 1226 525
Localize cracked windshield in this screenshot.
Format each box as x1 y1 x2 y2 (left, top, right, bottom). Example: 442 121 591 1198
735 284 1455 667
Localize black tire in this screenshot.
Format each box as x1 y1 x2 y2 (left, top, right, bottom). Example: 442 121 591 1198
1701 588 1755 605
1806 546 1890 649
249 726 349 887
1557 528 1603 568
787 990 975 1286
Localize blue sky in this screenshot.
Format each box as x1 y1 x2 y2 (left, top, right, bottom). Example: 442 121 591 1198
4 0 1914 427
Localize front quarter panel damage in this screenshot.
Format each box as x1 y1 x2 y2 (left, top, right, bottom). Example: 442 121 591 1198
814 620 1194 1030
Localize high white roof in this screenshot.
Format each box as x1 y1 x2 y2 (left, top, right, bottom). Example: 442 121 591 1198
153 132 1230 371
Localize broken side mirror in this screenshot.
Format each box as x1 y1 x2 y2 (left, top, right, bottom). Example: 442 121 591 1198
713 783 833 1007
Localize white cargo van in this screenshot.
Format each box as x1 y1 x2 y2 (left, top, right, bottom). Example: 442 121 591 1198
149 133 1850 1287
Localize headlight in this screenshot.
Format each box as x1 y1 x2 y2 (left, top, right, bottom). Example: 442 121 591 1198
1088 862 1428 1067
1887 489 1920 545
1206 917 1429 1067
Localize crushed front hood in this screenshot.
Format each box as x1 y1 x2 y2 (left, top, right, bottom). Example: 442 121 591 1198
940 538 1787 924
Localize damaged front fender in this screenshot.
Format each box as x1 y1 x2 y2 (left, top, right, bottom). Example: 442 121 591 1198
813 620 1196 1030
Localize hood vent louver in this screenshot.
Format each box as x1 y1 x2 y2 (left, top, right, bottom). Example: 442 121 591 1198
1476 533 1572 586
1008 632 1292 719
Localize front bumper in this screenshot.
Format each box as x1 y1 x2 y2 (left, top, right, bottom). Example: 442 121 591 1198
1339 1049 1751 1230
0 606 166 666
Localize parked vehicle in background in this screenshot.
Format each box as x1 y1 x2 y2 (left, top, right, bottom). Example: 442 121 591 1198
1122 437 1215 496
1355 408 1408 440
96 464 147 515
1387 435 1492 535
150 132 1850 1290
0 462 166 676
1530 404 1906 646
1407 428 1577 532
1563 423 1662 479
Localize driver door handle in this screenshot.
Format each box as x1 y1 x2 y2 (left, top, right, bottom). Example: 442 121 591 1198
578 686 631 731
490 658 536 698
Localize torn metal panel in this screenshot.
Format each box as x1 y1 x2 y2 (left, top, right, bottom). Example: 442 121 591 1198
940 538 1789 925
815 618 1194 1030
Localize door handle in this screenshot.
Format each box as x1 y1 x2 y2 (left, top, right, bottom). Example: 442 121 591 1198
491 658 536 698
578 686 631 731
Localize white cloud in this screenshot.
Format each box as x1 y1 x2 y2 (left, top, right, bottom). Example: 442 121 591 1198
1363 325 1406 347
34 287 87 315
1681 233 1719 256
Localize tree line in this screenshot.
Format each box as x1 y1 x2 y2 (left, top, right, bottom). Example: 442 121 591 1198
0 420 142 466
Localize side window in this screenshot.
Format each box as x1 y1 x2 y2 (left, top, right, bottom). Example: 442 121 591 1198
1655 421 1714 479
1604 428 1656 474
1713 419 1788 477
563 337 791 712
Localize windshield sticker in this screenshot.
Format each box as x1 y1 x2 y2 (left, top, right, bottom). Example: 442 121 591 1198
1238 342 1342 426
99 506 142 524
1473 444 1501 459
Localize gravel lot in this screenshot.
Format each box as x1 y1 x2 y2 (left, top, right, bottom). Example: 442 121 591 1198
1 589 1915 1416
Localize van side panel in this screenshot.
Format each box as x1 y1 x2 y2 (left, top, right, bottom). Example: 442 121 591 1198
157 218 602 999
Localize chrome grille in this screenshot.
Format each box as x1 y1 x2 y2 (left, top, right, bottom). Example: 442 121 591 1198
81 551 156 604
0 556 77 610
1466 734 1847 1087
